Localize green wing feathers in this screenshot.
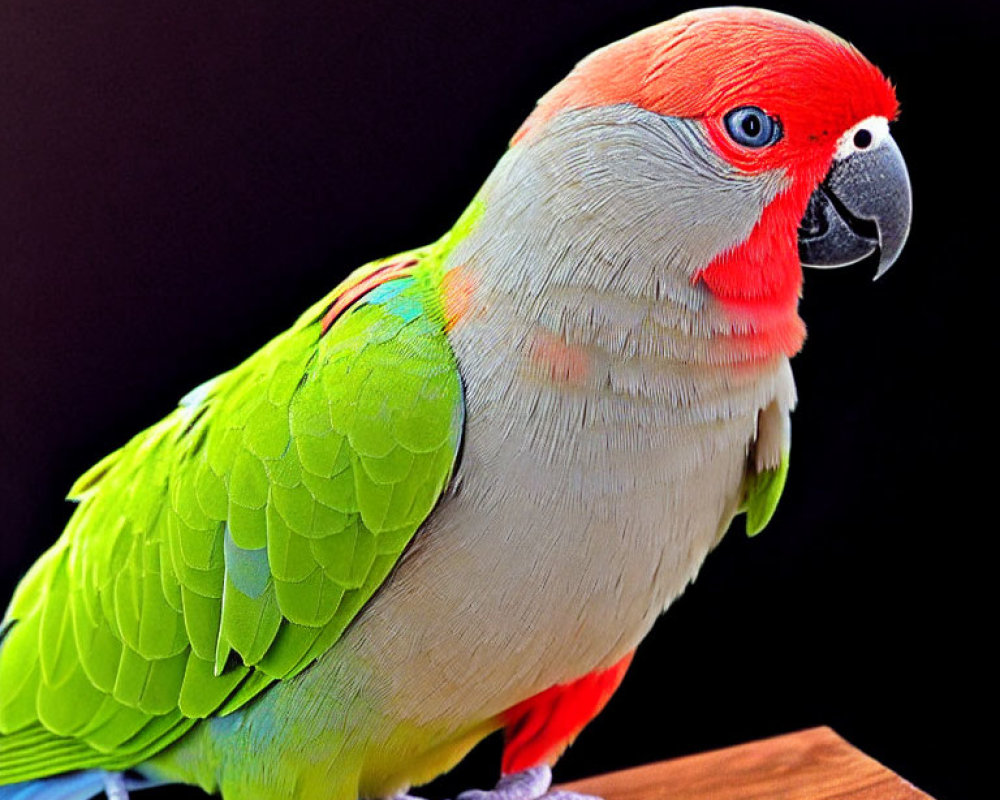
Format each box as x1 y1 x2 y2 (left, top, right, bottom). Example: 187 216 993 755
0 259 464 781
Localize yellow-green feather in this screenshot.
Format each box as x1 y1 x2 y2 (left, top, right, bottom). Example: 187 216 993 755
742 450 790 537
0 242 466 783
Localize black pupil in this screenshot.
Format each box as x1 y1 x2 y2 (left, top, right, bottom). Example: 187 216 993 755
853 128 872 148
742 115 761 137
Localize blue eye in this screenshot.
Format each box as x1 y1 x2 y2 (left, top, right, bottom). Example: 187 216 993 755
724 106 782 147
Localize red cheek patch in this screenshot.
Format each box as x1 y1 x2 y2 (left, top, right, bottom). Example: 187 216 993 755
712 314 808 365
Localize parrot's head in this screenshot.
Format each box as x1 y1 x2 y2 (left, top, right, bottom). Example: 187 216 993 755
471 7 911 362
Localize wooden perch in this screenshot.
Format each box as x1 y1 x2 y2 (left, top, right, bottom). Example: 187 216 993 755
561 726 932 800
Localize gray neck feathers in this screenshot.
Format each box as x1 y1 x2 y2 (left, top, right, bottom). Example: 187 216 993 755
445 106 789 365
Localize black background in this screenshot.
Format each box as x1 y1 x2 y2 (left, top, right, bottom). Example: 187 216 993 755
0 2 991 799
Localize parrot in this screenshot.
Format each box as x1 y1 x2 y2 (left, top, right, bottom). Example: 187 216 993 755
0 7 911 800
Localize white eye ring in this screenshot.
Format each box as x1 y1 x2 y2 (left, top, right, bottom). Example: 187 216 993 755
834 116 891 160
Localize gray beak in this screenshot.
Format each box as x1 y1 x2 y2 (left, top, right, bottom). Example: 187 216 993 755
798 133 912 279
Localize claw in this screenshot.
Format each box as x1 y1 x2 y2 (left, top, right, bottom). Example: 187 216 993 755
100 770 165 800
453 766 603 800
543 792 602 800
456 766 551 800
102 773 129 800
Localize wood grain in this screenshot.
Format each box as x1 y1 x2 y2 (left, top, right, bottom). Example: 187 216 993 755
560 726 932 800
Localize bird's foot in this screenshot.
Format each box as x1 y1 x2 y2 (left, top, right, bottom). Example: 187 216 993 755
102 773 130 800
101 770 163 800
386 765 601 800
455 765 601 800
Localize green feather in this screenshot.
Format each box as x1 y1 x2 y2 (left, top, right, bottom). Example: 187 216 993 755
0 238 466 783
138 652 188 715
178 654 248 719
743 449 790 537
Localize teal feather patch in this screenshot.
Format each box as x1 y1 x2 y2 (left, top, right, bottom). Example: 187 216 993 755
364 278 410 305
222 525 271 600
365 277 422 322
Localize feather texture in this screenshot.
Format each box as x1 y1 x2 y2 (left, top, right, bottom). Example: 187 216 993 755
0 246 465 784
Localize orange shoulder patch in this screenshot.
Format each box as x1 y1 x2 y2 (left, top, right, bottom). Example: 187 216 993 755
440 264 478 332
